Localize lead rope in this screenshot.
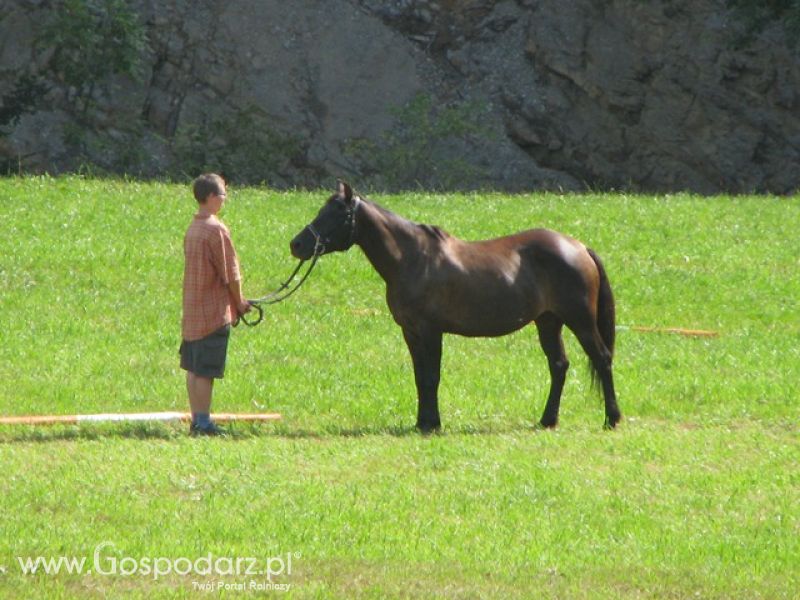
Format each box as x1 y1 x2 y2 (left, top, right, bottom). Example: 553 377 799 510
234 232 325 327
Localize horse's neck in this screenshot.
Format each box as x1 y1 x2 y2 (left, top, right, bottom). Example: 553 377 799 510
355 200 421 282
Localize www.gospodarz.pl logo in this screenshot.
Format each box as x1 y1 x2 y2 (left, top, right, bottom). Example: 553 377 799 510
14 541 298 589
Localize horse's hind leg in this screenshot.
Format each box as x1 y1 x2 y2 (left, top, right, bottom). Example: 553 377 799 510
535 313 569 429
568 318 621 429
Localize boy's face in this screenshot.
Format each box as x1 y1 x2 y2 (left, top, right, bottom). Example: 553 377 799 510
204 183 227 214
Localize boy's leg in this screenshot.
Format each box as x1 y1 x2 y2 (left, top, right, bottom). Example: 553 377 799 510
181 325 230 434
186 371 225 434
186 371 213 417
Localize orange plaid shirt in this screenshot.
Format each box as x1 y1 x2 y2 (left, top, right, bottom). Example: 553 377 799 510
182 214 241 341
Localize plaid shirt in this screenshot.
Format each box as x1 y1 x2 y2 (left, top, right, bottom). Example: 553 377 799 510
182 214 241 341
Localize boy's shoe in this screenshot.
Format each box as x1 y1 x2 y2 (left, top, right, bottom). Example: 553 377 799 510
189 421 228 437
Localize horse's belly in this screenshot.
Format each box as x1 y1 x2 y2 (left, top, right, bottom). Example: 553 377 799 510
444 308 534 337
435 289 538 337
388 274 541 336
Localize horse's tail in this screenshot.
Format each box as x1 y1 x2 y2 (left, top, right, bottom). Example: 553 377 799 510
587 248 615 361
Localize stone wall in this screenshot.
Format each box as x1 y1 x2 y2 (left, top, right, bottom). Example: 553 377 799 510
1 0 798 192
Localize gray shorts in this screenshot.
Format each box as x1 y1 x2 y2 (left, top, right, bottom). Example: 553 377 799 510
179 325 231 378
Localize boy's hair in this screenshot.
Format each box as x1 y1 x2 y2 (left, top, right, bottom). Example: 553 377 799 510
192 173 225 203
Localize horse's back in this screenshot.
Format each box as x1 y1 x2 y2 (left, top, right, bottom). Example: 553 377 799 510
420 229 592 333
391 224 601 335
464 228 594 277
463 227 599 308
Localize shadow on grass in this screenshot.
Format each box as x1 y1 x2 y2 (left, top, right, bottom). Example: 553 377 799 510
0 421 183 444
0 419 545 443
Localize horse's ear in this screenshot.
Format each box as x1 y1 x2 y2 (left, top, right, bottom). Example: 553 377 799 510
337 180 353 203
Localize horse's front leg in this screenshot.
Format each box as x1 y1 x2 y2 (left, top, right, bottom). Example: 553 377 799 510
402 327 443 433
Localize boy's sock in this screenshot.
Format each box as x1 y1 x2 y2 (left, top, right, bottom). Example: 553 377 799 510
193 412 212 429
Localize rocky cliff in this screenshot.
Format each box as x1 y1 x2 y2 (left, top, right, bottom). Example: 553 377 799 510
1 0 798 193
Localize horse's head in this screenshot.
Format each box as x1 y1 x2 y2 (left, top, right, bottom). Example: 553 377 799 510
290 181 359 260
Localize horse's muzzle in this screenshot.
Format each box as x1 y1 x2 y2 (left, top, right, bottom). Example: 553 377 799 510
289 235 308 260
290 227 317 260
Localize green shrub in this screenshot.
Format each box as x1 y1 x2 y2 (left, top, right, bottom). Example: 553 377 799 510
37 0 146 113
346 93 492 191
169 108 302 185
0 75 48 133
727 0 800 47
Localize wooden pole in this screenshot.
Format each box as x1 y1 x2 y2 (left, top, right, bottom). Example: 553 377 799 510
0 412 281 426
616 325 718 338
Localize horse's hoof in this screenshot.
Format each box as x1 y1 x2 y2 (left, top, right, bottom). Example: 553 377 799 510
536 420 558 430
603 415 621 430
416 422 441 435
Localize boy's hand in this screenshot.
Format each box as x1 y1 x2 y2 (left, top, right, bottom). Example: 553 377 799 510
237 300 252 316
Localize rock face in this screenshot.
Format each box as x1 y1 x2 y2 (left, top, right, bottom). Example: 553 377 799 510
1 0 798 193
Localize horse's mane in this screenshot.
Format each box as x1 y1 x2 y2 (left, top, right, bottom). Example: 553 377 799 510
419 224 448 241
363 197 449 242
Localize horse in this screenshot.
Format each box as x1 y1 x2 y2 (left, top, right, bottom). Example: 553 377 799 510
290 181 621 432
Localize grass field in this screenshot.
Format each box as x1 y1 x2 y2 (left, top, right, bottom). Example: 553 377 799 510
0 176 798 598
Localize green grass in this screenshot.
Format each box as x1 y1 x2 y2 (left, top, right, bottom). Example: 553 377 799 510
0 176 798 598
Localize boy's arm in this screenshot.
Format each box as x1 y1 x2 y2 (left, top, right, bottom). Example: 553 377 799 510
229 278 251 317
209 226 250 318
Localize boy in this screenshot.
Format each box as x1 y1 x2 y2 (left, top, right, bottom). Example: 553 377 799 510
180 173 250 436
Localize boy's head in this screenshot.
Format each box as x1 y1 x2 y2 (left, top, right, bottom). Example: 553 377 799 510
193 173 226 204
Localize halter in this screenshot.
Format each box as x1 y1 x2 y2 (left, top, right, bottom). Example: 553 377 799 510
303 196 360 253
233 198 360 327
234 226 326 327
347 196 360 246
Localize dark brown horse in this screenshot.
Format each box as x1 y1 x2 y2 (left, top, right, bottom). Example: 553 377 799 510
290 182 621 431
